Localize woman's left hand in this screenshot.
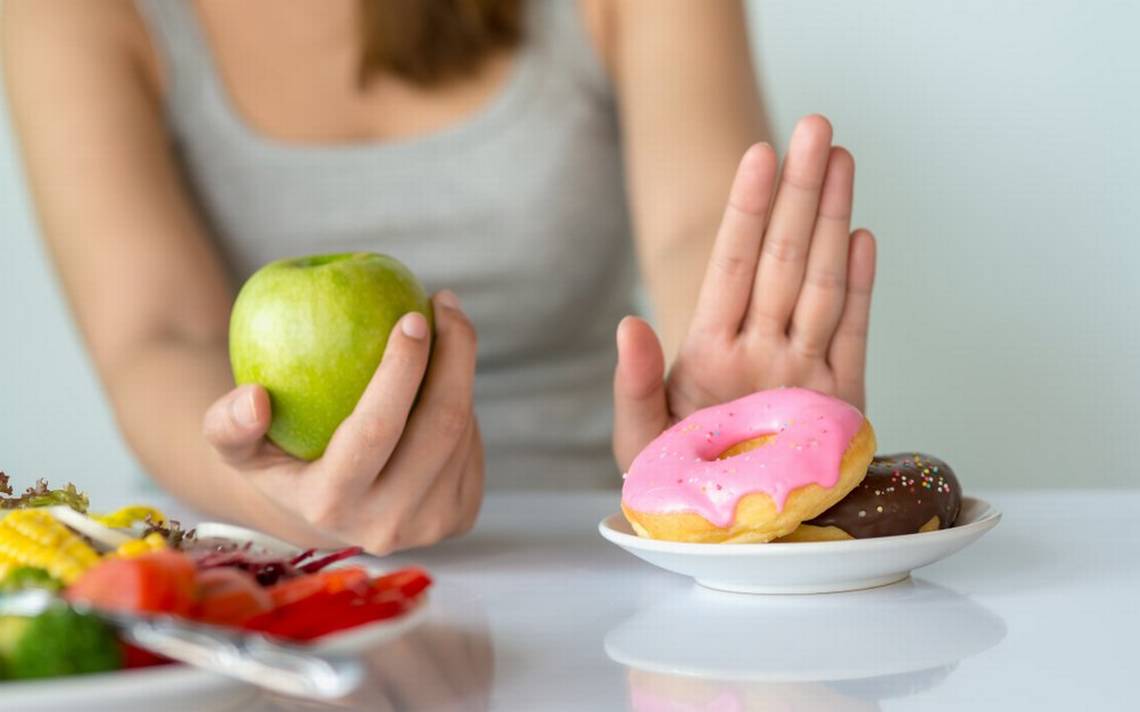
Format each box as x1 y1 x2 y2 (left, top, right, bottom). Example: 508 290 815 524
613 116 877 471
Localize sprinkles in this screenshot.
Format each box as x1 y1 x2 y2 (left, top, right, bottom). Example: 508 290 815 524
803 452 961 539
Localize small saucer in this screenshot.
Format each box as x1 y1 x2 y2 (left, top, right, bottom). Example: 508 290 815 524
598 497 1000 594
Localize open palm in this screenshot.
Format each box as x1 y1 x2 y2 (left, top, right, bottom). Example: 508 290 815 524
613 115 877 471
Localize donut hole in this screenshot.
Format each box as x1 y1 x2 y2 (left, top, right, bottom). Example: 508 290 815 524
716 434 776 460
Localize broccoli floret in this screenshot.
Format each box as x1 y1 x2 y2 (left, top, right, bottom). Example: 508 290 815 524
0 567 63 594
0 616 26 656
0 608 122 679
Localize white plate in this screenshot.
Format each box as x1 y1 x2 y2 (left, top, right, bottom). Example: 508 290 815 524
0 607 427 712
598 496 1001 594
193 521 301 556
0 525 428 711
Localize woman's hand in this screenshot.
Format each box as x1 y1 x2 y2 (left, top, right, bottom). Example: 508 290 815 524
202 291 484 555
613 116 877 471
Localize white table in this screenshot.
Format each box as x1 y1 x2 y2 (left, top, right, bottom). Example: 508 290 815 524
244 490 1137 711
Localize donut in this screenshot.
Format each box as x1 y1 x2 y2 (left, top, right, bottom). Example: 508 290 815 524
776 453 961 542
620 388 876 543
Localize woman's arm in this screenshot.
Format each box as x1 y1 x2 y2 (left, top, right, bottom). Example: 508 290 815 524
3 0 261 517
3 0 483 552
603 0 771 358
601 4 877 469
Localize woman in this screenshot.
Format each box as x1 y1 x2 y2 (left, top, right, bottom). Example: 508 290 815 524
3 0 875 553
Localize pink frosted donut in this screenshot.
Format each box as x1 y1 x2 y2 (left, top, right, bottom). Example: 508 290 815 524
621 387 876 543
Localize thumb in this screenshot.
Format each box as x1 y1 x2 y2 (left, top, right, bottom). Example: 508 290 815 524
613 316 669 473
203 384 272 466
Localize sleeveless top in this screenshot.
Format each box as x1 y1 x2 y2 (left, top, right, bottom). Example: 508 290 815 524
135 1 635 490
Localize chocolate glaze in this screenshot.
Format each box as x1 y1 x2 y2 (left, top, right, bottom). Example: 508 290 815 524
805 453 961 539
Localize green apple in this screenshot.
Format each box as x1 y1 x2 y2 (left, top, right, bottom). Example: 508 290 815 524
228 252 433 461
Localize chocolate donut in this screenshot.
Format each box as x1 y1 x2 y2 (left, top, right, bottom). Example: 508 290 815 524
777 453 961 542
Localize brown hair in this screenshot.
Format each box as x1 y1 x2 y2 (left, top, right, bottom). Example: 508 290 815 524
358 0 524 86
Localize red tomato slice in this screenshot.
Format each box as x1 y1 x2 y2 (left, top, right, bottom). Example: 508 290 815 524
371 567 432 599
243 567 432 641
66 550 198 616
120 642 169 669
266 566 369 608
245 590 409 641
289 599 409 641
321 566 370 594
193 568 273 627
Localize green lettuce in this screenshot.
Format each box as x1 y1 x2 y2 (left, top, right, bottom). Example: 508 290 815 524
0 473 89 513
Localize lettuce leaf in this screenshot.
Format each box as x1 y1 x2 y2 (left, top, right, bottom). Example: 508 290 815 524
0 473 89 513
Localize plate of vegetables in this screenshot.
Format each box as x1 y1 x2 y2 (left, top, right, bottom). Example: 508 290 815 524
0 474 430 710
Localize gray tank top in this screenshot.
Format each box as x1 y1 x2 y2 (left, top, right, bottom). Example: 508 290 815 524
136 1 634 489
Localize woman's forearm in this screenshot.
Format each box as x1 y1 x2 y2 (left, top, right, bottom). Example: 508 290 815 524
640 224 721 360
104 336 330 545
3 1 322 542
607 1 772 361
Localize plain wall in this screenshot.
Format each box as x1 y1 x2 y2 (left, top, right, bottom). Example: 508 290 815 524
1 1 1137 502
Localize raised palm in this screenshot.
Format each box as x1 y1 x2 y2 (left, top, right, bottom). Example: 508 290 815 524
614 116 876 470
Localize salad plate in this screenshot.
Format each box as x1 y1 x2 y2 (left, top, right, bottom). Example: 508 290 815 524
0 658 259 712
0 493 429 711
0 597 428 712
598 496 1001 594
193 521 300 556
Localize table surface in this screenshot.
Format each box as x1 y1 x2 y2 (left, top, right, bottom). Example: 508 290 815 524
231 489 1135 712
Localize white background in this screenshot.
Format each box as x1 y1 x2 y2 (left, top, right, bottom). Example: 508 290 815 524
1 1 1137 500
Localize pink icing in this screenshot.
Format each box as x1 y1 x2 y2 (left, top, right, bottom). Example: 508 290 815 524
621 388 865 528
630 685 743 712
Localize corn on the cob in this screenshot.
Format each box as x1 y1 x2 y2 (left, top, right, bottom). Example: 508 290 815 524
114 532 168 558
92 505 166 529
0 509 101 584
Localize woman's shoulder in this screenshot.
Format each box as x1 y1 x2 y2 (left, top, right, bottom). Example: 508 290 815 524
575 0 616 75
527 0 616 100
2 0 163 99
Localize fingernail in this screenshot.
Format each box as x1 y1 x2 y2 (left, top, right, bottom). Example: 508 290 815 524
401 312 429 339
231 390 258 428
435 289 462 310
616 315 635 346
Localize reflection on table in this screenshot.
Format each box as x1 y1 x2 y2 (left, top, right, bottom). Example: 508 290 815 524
261 582 494 712
606 578 1005 711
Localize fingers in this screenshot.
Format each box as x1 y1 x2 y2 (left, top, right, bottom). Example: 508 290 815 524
789 146 855 356
202 384 271 466
455 420 485 533
377 291 478 497
347 293 477 554
747 115 834 333
829 229 877 409
690 143 778 335
401 417 483 550
320 309 432 486
612 316 669 472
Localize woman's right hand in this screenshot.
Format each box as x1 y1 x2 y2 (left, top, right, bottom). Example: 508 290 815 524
201 290 484 555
